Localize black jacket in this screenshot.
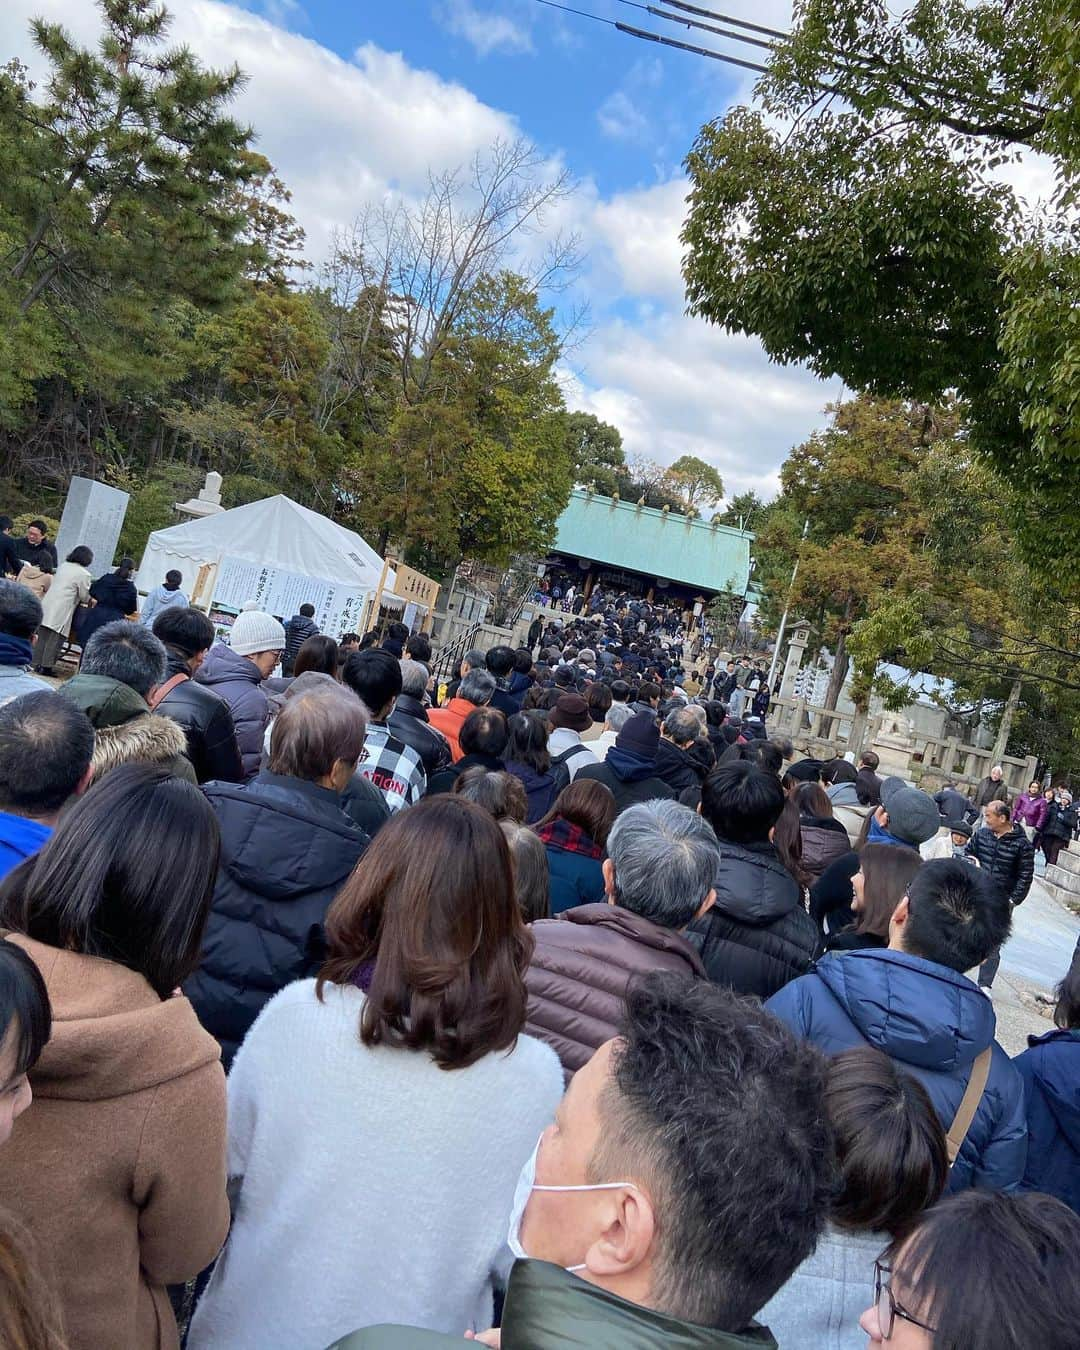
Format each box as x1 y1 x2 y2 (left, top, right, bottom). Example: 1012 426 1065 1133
388 694 451 776
653 738 707 795
341 771 391 838
0 534 22 576
14 537 57 571
575 759 675 815
688 838 823 1000
282 614 319 668
1042 800 1074 842
934 786 971 825
154 652 244 784
967 823 1035 906
185 771 369 1067
427 750 505 796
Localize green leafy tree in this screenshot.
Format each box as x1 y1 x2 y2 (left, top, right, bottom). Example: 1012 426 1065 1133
681 0 1080 568
666 454 724 512
563 411 625 494
714 490 767 530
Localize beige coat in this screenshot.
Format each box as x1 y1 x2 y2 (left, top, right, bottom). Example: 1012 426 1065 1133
15 563 52 600
0 935 229 1350
38 560 91 635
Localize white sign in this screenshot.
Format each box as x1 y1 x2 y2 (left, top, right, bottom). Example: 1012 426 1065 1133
213 555 368 638
54 477 130 579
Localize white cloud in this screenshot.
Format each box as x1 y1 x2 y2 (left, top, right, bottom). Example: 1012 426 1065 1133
597 90 649 142
437 0 532 57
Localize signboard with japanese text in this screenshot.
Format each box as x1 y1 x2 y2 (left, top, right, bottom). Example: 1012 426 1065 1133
213 556 368 639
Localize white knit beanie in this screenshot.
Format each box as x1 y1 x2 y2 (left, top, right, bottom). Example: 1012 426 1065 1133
229 609 286 656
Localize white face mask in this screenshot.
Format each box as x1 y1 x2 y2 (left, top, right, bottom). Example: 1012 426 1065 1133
506 1135 639 1272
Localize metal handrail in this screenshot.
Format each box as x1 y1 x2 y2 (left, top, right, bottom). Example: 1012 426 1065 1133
432 620 483 681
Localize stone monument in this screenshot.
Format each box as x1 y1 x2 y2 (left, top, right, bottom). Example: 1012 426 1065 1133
870 710 916 780
53 477 130 580
175 470 225 520
779 620 812 701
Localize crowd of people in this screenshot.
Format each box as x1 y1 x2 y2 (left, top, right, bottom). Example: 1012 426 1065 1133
0 559 1076 1349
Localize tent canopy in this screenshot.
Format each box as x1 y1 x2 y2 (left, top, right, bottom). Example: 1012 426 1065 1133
136 495 390 597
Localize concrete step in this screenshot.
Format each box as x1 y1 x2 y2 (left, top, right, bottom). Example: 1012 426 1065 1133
1041 879 1080 915
1045 864 1080 894
1051 848 1080 877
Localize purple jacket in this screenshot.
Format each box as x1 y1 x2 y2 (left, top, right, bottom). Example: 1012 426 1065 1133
196 643 271 781
1012 793 1048 830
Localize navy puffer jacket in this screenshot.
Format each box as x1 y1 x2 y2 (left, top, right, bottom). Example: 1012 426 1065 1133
767 948 1027 1192
196 642 272 780
1014 1028 1080 1212
185 771 368 1068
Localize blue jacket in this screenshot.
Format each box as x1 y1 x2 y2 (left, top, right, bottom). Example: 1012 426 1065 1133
767 949 1027 1192
1014 1028 1080 1212
0 812 51 880
545 844 606 915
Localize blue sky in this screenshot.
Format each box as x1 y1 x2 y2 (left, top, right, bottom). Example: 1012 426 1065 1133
2 0 843 501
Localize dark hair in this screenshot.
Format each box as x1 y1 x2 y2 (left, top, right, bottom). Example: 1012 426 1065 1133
318 796 532 1070
299 603 316 618
485 645 515 679
27 521 46 535
611 679 631 702
512 647 534 676
358 631 379 650
0 765 220 998
506 711 550 774
115 556 134 579
0 517 10 533
499 820 550 923
586 682 612 720
796 781 834 819
460 706 508 759
826 1048 947 1238
342 648 402 715
638 680 661 706
773 796 811 889
0 693 94 818
0 939 51 1081
535 778 616 848
887 1191 1080 1350
701 760 785 845
152 605 214 658
903 858 1012 972
386 620 409 643
406 633 432 664
452 766 527 822
292 634 340 679
65 546 92 567
821 757 859 786
553 665 575 689
521 684 547 713
80 620 166 697
1054 944 1080 1029
594 977 834 1330
269 683 366 781
853 844 922 939
163 569 183 590
0 580 42 640
859 751 880 770
748 740 783 776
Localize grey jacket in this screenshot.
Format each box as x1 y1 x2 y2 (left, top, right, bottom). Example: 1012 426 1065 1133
759 1225 882 1350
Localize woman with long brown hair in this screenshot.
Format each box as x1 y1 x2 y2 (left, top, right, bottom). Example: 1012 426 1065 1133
534 778 616 915
825 844 922 953
188 796 563 1350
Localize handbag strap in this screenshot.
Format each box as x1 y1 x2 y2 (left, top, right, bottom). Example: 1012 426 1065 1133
147 672 188 711
946 1046 992 1165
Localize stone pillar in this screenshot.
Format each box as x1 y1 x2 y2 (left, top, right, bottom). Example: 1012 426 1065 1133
779 622 811 701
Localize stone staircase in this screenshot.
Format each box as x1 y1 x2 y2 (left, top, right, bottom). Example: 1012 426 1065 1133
1044 841 1080 915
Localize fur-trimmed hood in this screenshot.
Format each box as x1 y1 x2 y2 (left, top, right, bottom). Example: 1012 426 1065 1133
60 673 197 784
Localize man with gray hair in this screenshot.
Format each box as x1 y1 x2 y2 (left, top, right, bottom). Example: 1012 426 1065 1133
58 619 196 782
0 579 51 705
443 646 486 704
654 703 710 796
525 798 716 1075
388 659 451 775
428 666 496 762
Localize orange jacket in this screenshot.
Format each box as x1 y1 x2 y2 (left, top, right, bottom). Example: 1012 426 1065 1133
427 696 475 762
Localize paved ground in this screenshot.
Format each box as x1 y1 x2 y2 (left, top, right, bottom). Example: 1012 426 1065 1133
984 869 1079 1056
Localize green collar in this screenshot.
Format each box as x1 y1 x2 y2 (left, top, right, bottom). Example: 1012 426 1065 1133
501 1260 778 1349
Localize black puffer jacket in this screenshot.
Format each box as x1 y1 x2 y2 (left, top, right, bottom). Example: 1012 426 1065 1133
185 771 368 1067
688 838 823 1000
282 613 319 670
653 738 707 795
153 651 244 784
967 822 1035 906
388 694 451 776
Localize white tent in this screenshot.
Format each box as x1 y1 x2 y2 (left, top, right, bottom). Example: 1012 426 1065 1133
136 494 393 609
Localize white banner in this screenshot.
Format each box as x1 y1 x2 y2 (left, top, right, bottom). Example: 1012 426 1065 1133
213 555 368 638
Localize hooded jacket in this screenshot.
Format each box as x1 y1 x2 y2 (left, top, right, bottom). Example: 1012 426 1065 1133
688 840 822 1000
826 782 875 847
525 903 707 1074
184 772 368 1068
153 651 244 784
78 569 138 645
505 759 558 824
576 752 676 815
335 1258 777 1349
1 935 228 1350
196 642 272 780
653 738 708 795
60 672 196 784
767 948 1027 1191
1014 1028 1080 1212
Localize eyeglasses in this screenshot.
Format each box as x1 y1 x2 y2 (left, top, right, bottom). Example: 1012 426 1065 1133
874 1261 937 1340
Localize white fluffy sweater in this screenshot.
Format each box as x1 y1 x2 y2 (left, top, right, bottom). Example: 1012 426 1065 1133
187 979 563 1350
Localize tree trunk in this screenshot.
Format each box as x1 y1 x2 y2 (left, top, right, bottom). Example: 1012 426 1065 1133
823 629 850 711
848 703 870 760
991 677 1023 766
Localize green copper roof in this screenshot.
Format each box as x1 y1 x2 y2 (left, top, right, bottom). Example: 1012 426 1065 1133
552 490 753 595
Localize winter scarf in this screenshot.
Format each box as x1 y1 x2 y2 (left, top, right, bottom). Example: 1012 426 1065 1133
0 633 34 668
536 817 603 860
